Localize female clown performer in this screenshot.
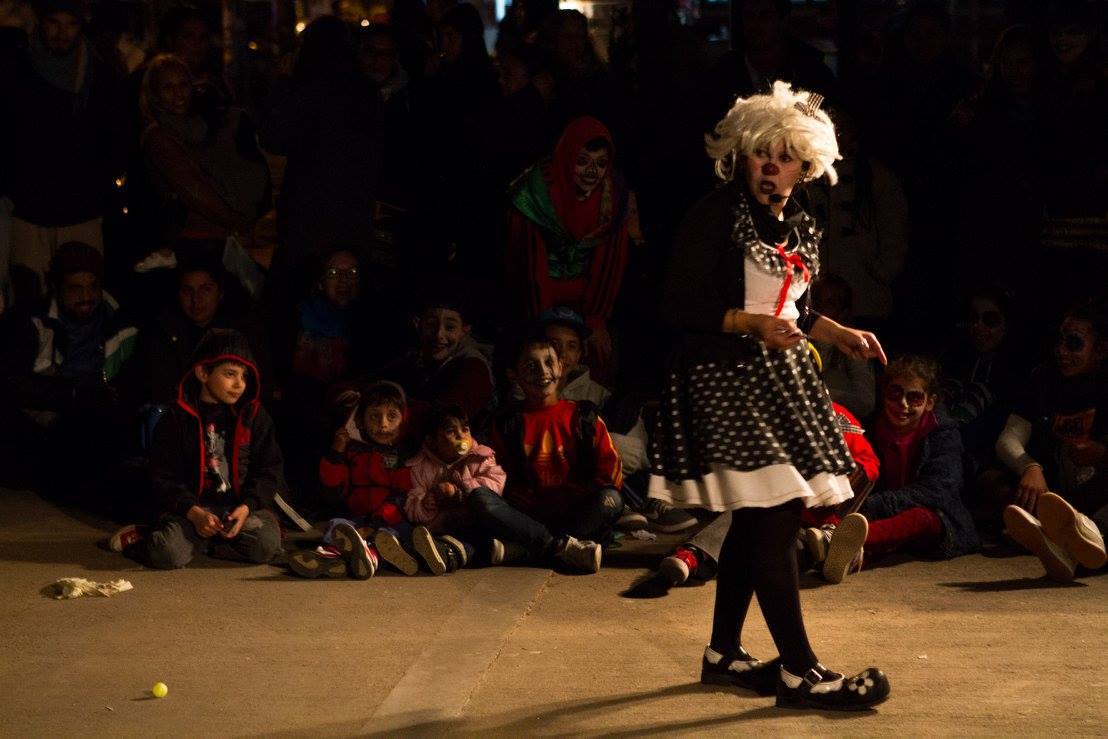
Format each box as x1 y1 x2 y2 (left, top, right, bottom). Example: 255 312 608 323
649 82 891 711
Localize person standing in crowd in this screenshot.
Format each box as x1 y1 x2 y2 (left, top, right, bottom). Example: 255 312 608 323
805 109 908 334
260 15 382 269
650 82 890 710
506 117 634 376
701 0 836 129
1 0 123 303
137 54 269 271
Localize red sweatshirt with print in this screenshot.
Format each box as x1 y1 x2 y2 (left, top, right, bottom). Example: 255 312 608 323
492 399 623 525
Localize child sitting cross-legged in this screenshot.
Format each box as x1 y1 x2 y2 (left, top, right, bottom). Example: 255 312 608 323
289 381 424 579
805 356 979 580
403 405 507 574
110 329 283 569
472 330 625 573
998 303 1108 581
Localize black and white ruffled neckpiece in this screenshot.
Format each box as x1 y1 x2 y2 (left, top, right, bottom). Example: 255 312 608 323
730 189 822 279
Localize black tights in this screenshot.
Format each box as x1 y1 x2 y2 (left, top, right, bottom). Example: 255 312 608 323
709 499 817 675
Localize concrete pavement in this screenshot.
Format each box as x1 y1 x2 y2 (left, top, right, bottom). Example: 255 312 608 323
0 488 1105 737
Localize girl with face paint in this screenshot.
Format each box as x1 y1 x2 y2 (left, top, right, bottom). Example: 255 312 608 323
506 116 635 377
649 81 891 711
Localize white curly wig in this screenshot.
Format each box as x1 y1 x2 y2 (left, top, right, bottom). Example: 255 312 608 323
706 80 841 185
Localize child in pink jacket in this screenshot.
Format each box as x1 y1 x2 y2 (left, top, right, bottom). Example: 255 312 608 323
404 405 507 572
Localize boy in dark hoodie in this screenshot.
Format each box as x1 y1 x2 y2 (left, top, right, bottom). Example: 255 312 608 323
110 329 283 568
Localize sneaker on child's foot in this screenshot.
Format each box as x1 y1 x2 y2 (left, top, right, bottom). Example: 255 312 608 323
776 664 891 711
109 524 143 553
557 536 602 573
1004 504 1077 582
489 538 528 566
644 498 698 533
615 510 648 531
822 513 868 584
1036 492 1107 570
658 546 699 585
374 530 419 576
288 546 349 579
332 523 378 580
412 526 446 575
437 535 469 573
803 525 833 564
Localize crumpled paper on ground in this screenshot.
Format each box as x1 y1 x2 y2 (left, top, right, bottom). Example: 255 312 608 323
43 578 133 600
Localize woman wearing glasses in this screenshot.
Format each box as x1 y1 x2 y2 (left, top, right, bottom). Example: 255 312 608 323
998 303 1108 582
649 82 890 711
815 356 979 571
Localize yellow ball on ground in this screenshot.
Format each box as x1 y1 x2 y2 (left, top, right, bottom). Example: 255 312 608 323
151 682 168 699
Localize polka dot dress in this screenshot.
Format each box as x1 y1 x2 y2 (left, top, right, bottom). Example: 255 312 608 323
648 340 856 511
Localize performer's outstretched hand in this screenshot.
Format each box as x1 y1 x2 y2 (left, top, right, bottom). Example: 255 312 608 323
830 326 887 364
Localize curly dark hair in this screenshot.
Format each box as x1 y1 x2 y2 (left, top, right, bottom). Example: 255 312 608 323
883 355 941 395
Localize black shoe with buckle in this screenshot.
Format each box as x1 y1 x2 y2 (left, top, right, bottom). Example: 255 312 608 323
700 646 781 696
776 664 890 711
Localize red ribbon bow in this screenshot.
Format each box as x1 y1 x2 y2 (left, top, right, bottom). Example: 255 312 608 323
773 243 810 318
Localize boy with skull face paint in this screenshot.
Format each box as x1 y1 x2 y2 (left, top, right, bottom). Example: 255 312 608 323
470 331 625 573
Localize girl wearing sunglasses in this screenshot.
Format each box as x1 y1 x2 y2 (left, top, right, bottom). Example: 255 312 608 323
806 356 979 580
997 303 1108 581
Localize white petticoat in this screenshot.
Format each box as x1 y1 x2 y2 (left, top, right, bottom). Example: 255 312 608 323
648 464 854 512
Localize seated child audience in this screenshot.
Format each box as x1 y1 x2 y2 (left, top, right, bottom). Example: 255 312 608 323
535 307 695 532
382 291 494 427
941 286 1021 482
110 329 283 569
281 248 373 486
404 404 507 574
997 303 1108 582
473 331 625 573
1 243 139 500
289 381 421 579
809 356 979 582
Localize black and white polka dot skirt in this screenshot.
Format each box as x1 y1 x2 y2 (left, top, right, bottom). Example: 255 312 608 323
648 342 856 511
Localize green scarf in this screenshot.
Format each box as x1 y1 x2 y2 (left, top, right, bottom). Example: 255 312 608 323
509 164 604 280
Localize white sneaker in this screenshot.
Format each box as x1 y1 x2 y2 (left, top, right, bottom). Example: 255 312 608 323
1004 505 1077 582
1037 493 1107 570
558 536 602 573
133 251 177 273
822 513 867 584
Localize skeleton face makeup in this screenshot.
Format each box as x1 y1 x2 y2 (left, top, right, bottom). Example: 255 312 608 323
512 344 562 404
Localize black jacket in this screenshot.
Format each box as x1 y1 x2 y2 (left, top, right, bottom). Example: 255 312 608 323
150 330 285 517
662 181 821 363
